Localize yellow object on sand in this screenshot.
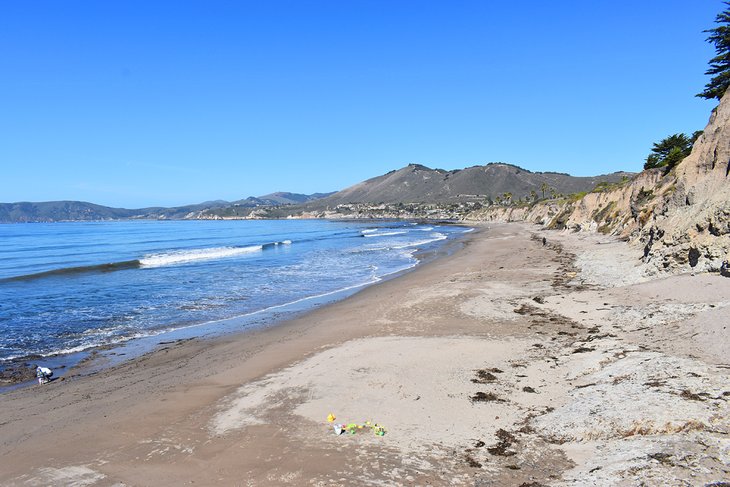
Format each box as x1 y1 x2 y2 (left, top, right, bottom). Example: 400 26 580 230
328 416 387 438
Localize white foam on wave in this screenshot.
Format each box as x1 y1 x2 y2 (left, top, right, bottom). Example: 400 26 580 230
0 329 159 363
391 234 446 249
364 233 448 251
363 231 408 238
150 258 421 338
7 258 407 363
140 245 263 268
361 229 378 234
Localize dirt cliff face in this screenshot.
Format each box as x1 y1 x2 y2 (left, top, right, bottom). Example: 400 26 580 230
467 92 730 275
639 93 730 274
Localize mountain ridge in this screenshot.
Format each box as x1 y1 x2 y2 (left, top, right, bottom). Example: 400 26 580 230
305 163 632 208
0 192 334 223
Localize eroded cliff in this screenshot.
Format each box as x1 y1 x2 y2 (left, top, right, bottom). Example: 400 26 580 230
467 92 730 275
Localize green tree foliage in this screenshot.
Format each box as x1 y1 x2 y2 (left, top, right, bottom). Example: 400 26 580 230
698 2 730 100
644 131 702 170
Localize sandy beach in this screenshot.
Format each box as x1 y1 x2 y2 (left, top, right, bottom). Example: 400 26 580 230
1 223 728 486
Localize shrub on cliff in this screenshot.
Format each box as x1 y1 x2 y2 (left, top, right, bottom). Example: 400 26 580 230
643 132 702 170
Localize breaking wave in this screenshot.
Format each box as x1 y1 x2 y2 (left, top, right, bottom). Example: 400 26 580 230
0 260 142 282
2 241 295 280
359 233 448 252
139 245 264 268
363 231 408 237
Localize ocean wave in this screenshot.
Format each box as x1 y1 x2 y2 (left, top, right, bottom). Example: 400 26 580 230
393 234 448 248
139 245 263 268
0 260 142 282
363 231 408 237
167 260 419 331
261 240 293 250
2 239 296 281
363 233 448 251
0 329 157 363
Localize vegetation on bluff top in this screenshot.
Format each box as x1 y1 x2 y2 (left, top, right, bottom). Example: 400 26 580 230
697 1 730 100
643 132 703 171
638 4 730 173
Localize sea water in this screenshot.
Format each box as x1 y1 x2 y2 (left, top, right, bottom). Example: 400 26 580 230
0 219 470 365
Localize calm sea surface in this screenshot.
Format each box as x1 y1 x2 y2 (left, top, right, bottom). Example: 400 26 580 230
0 219 470 364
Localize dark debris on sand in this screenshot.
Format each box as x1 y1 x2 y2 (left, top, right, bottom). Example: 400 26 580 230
465 454 483 468
680 389 706 401
572 347 595 354
0 362 41 384
471 392 505 403
487 429 518 456
472 369 499 383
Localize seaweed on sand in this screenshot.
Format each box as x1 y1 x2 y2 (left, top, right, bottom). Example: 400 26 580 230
487 429 518 456
472 369 499 383
464 454 482 468
471 392 505 403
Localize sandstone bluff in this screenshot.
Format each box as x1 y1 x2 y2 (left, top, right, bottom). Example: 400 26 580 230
467 91 730 276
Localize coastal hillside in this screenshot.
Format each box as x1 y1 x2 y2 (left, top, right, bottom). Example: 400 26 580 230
307 163 631 206
0 201 138 222
467 92 730 275
0 200 235 222
233 191 336 207
0 192 332 223
196 163 632 220
2 166 630 222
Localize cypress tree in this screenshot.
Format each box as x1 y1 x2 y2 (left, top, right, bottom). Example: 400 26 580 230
698 2 730 100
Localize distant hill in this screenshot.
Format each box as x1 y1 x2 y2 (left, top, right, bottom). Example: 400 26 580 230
233 192 336 207
0 192 333 223
0 201 136 222
306 163 633 208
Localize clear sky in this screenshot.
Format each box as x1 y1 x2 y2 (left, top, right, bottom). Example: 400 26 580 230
0 1 724 207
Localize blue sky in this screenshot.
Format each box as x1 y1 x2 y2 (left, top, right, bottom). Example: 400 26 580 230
0 1 724 207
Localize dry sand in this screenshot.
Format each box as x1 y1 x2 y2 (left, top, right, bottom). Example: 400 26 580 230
0 223 728 486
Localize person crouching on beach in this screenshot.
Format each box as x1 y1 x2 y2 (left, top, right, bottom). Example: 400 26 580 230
36 366 52 385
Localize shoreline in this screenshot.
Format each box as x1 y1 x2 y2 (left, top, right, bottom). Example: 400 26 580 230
1 222 727 485
0 222 471 391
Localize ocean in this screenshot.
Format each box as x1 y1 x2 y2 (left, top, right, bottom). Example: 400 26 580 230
0 219 470 368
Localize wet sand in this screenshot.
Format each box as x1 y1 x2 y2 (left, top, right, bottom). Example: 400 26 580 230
0 223 728 486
